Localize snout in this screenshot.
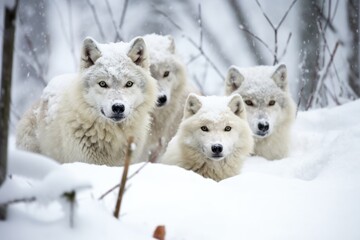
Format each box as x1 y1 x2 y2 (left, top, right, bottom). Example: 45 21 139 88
256 121 270 137
101 103 127 122
211 144 224 159
156 94 167 107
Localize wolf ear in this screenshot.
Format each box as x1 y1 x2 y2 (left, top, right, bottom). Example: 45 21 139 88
81 37 102 70
167 35 176 54
228 94 246 119
271 64 287 90
225 66 244 95
128 37 149 69
184 93 202 118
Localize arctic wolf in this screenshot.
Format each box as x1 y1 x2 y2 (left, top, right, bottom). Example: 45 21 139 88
225 64 296 160
142 33 197 162
161 93 254 181
16 36 158 166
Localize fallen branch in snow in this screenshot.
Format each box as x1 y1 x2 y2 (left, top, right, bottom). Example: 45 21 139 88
113 137 134 218
154 4 225 80
239 0 297 65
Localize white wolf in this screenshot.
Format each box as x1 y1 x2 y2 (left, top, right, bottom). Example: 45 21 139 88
16 37 158 166
225 64 296 160
142 33 196 162
161 93 254 181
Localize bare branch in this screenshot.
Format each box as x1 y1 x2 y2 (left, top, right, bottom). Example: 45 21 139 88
279 32 292 61
186 53 202 65
86 0 106 41
238 25 274 56
119 0 129 30
154 6 225 80
0 197 36 206
18 17 47 87
254 0 275 29
198 4 203 49
277 0 298 29
105 0 124 42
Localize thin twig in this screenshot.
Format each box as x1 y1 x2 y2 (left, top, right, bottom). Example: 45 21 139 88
154 6 225 79
254 0 275 29
198 4 203 49
119 0 129 30
114 137 134 218
238 25 274 55
276 0 298 29
279 32 292 60
86 0 106 41
105 0 124 42
0 197 36 206
98 160 149 201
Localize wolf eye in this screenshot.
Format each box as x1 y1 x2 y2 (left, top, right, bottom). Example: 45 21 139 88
268 100 276 106
245 100 253 106
99 81 108 88
163 71 170 78
224 126 232 132
200 126 209 132
125 81 133 88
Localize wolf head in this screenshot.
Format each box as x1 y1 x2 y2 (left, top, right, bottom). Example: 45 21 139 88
180 93 252 161
79 36 156 123
225 64 289 139
143 34 186 107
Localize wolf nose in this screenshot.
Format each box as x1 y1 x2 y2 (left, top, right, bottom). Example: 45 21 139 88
157 95 167 106
211 144 223 154
258 122 269 132
112 104 125 114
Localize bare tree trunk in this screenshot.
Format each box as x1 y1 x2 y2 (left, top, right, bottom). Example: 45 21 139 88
347 0 360 97
228 0 266 65
0 0 18 221
298 0 321 109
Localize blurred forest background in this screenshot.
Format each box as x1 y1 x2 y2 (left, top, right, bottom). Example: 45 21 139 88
0 0 359 132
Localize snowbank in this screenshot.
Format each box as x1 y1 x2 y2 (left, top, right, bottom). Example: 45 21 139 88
1 100 360 240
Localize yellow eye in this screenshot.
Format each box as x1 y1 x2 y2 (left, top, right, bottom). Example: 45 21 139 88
163 71 170 78
224 126 232 131
125 81 133 88
200 126 209 132
99 81 108 88
245 100 253 106
269 100 276 106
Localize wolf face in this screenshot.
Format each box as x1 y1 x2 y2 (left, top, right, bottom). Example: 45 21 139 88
144 34 185 107
180 94 250 161
226 64 289 139
79 37 151 123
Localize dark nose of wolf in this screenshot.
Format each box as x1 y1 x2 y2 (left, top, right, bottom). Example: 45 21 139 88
112 104 125 114
157 95 167 106
258 122 269 132
211 144 223 154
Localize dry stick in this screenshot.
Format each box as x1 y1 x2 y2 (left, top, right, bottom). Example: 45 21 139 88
0 197 36 206
104 0 124 42
238 25 274 56
279 32 292 60
113 137 134 218
86 0 106 41
154 7 225 80
98 160 149 201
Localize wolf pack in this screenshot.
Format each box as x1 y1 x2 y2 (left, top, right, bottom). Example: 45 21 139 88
16 34 296 182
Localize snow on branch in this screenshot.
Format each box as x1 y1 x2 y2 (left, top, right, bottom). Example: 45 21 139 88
239 0 297 65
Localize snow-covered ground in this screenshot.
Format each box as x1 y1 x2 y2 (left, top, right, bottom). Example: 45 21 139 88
1 100 360 240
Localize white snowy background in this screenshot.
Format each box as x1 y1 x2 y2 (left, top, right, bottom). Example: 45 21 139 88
1 0 360 239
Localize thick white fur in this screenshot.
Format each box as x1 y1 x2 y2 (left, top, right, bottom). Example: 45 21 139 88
16 37 157 166
225 64 296 160
161 94 254 181
141 34 197 162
